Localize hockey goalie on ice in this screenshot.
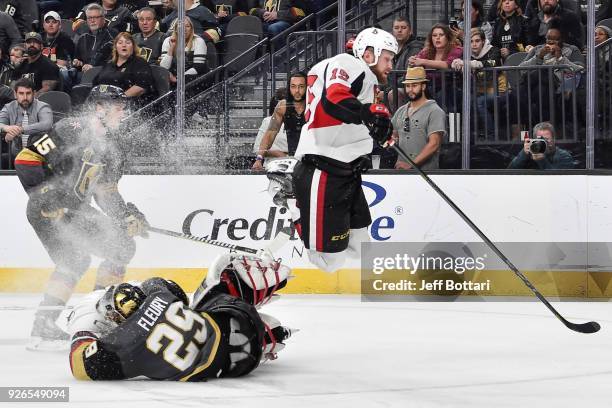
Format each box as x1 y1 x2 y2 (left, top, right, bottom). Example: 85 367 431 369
66 253 295 381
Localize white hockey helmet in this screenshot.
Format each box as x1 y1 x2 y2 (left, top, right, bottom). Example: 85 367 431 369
352 27 398 67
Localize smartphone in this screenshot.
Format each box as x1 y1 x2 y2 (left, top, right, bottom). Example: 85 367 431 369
449 19 459 30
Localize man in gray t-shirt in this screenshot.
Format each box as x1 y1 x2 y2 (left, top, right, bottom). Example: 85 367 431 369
391 67 446 170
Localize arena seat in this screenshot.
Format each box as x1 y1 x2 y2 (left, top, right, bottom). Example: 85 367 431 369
38 91 72 122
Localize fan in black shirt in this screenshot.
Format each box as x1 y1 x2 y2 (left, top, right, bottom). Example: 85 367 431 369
15 32 60 95
93 32 155 108
41 12 76 68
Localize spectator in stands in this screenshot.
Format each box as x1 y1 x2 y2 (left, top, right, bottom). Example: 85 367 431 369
160 17 208 86
508 121 573 168
392 16 424 72
491 0 529 59
251 87 287 165
390 67 446 170
15 32 60 95
207 1 249 34
518 21 584 125
0 10 22 57
524 0 584 50
252 72 306 170
73 3 115 74
249 0 306 38
486 0 528 21
41 11 76 92
595 24 612 46
409 23 463 111
452 28 507 137
93 32 155 107
452 0 493 43
0 47 15 107
0 44 24 85
42 11 76 67
162 0 222 44
0 0 28 35
0 78 53 160
74 0 136 34
410 24 463 73
519 21 584 87
133 7 166 64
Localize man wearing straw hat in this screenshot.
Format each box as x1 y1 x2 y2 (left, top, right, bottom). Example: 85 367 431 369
391 66 446 170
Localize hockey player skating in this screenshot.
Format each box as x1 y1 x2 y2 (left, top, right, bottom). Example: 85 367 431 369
67 254 294 380
14 85 149 350
266 27 398 272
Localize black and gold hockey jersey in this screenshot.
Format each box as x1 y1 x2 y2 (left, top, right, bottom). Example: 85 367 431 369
14 117 128 217
70 288 225 381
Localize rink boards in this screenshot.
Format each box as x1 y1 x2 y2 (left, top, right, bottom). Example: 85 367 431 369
2 173 612 297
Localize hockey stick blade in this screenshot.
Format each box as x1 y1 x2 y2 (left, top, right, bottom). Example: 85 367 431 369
566 321 600 334
148 226 259 254
391 143 601 334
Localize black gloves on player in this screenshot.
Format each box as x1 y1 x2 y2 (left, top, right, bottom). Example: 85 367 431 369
124 202 149 238
360 103 394 147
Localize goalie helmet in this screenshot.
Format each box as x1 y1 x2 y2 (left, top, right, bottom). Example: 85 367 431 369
96 283 146 324
352 27 398 67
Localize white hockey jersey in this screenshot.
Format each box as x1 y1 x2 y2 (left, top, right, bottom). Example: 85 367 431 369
294 53 379 163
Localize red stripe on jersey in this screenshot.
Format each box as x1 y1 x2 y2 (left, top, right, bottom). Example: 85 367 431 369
309 97 342 130
14 160 42 167
315 171 328 251
326 83 354 105
295 221 302 238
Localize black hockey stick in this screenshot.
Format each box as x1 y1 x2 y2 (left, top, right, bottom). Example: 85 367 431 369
391 143 600 334
148 226 259 254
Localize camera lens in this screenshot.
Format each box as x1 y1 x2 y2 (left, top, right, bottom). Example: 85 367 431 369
530 139 547 154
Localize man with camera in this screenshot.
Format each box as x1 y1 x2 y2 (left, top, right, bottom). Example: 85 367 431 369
508 122 574 169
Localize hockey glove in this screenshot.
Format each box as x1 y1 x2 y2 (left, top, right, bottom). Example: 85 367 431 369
32 186 66 221
124 202 149 238
361 103 394 147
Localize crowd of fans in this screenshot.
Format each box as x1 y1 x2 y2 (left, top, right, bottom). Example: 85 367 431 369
1 0 611 171
252 0 612 170
381 0 612 165
0 0 323 168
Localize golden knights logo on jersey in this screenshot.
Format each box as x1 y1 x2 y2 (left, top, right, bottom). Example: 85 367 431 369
74 147 106 201
139 47 153 63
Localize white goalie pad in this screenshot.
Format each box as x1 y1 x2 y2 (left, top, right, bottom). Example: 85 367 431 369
191 253 292 309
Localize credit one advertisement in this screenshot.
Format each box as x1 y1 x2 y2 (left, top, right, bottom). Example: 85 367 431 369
1 174 612 296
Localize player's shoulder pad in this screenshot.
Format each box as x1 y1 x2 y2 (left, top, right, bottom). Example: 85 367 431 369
330 53 365 71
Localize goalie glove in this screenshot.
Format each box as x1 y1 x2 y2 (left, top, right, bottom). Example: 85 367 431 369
191 253 292 310
124 202 149 238
360 103 394 147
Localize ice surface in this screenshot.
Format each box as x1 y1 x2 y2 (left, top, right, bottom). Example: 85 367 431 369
0 294 611 408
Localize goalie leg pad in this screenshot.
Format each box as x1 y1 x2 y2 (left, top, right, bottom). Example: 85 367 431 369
191 254 291 309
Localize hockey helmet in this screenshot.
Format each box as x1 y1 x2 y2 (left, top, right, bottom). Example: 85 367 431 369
352 27 398 67
86 85 128 106
97 283 146 324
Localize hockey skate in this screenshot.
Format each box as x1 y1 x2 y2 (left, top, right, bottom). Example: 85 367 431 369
26 312 70 352
264 158 298 208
